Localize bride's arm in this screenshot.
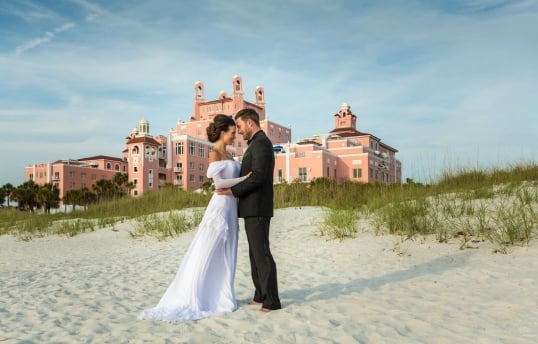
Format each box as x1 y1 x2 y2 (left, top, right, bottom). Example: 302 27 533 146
212 171 249 189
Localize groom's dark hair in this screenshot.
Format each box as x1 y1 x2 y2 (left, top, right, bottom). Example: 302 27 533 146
235 108 260 127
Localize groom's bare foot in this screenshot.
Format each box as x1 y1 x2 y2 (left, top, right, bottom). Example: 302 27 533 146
260 307 272 313
248 301 262 306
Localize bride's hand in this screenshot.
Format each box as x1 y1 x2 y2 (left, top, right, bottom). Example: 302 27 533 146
246 171 253 178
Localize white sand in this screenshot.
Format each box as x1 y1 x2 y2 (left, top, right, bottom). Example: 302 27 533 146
1 206 537 343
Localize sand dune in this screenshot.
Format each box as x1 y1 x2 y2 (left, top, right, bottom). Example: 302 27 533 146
1 207 537 343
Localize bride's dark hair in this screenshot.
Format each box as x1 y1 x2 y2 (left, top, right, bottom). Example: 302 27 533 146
206 114 235 143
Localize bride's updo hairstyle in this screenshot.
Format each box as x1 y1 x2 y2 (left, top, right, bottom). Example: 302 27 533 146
207 114 235 143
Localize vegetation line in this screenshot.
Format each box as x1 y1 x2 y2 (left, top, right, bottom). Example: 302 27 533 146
1 162 537 253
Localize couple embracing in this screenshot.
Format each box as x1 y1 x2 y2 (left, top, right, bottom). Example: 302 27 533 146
139 109 281 321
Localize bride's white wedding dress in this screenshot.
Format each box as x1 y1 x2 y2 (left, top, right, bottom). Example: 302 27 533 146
138 160 246 321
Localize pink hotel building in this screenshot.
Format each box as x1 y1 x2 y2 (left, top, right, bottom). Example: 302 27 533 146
25 75 401 199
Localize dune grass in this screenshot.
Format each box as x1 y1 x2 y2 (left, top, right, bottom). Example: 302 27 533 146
315 163 538 252
1 162 537 250
0 187 210 240
130 208 204 241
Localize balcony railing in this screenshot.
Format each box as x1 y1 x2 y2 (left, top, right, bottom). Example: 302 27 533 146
174 167 183 173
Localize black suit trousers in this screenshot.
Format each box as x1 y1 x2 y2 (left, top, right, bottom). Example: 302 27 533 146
244 216 281 310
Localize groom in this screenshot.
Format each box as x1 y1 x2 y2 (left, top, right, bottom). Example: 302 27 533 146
217 108 281 312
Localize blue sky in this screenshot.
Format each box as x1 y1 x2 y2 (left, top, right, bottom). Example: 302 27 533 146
1 0 537 186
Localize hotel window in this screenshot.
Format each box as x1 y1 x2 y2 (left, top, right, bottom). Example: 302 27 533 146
199 144 205 157
326 167 329 177
298 167 307 182
175 142 184 155
134 166 138 173
353 168 362 179
81 173 86 180
106 163 111 169
69 171 76 178
133 179 138 185
189 142 195 156
199 164 204 172
189 174 195 183
115 164 120 171
278 169 282 183
189 162 195 170
92 174 97 180
199 176 204 184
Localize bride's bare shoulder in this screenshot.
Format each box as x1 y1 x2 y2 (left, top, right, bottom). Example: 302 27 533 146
209 150 222 163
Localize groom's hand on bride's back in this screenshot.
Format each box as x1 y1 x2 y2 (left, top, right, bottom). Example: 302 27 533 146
216 188 232 195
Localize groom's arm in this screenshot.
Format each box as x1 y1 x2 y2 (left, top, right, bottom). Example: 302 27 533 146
230 142 272 197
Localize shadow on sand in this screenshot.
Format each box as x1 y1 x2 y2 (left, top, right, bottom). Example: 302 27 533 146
279 250 475 306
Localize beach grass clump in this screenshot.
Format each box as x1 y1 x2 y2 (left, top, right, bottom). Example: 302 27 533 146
51 218 97 237
131 209 204 240
484 189 538 252
319 207 360 240
377 197 438 237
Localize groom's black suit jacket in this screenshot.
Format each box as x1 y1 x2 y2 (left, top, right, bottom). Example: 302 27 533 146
231 130 274 218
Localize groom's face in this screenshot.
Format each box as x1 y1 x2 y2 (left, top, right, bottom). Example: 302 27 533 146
235 117 252 140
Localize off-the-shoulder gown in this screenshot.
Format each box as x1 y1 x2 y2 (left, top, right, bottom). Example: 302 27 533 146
138 160 246 321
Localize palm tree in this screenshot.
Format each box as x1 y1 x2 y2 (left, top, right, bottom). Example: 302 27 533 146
92 179 115 202
80 187 97 209
2 183 15 207
12 181 39 212
37 183 60 214
0 186 6 207
64 189 82 212
112 172 130 197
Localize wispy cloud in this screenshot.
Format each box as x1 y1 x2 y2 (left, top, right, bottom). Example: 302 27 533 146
14 22 76 55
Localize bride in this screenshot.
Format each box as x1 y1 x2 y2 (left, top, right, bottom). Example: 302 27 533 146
139 114 250 321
